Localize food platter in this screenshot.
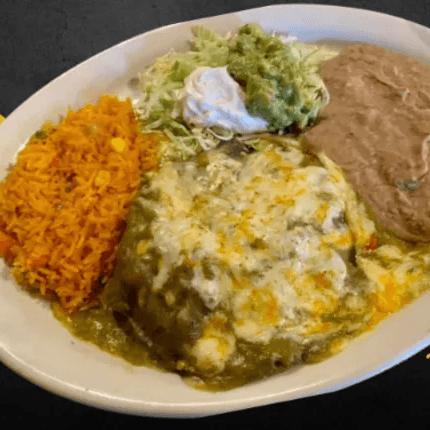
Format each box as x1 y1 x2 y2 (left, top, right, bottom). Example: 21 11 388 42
1 3 430 418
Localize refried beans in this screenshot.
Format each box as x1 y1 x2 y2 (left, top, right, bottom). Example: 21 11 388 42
305 44 430 242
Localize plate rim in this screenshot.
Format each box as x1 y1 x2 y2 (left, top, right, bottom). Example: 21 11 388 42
1 3 430 418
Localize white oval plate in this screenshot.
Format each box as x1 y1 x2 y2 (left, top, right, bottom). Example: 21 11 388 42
1 4 430 418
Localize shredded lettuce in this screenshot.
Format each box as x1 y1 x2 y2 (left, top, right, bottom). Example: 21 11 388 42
136 27 232 160
136 24 338 160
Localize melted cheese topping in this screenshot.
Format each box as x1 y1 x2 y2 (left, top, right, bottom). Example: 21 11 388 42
136 142 430 373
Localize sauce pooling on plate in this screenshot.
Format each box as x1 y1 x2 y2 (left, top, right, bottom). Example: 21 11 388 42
56 137 430 391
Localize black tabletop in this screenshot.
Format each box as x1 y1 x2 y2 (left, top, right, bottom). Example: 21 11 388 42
2 0 430 426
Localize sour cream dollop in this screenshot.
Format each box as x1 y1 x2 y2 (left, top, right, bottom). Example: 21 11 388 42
182 66 269 134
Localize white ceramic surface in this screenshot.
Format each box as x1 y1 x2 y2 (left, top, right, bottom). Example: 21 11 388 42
1 4 430 418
